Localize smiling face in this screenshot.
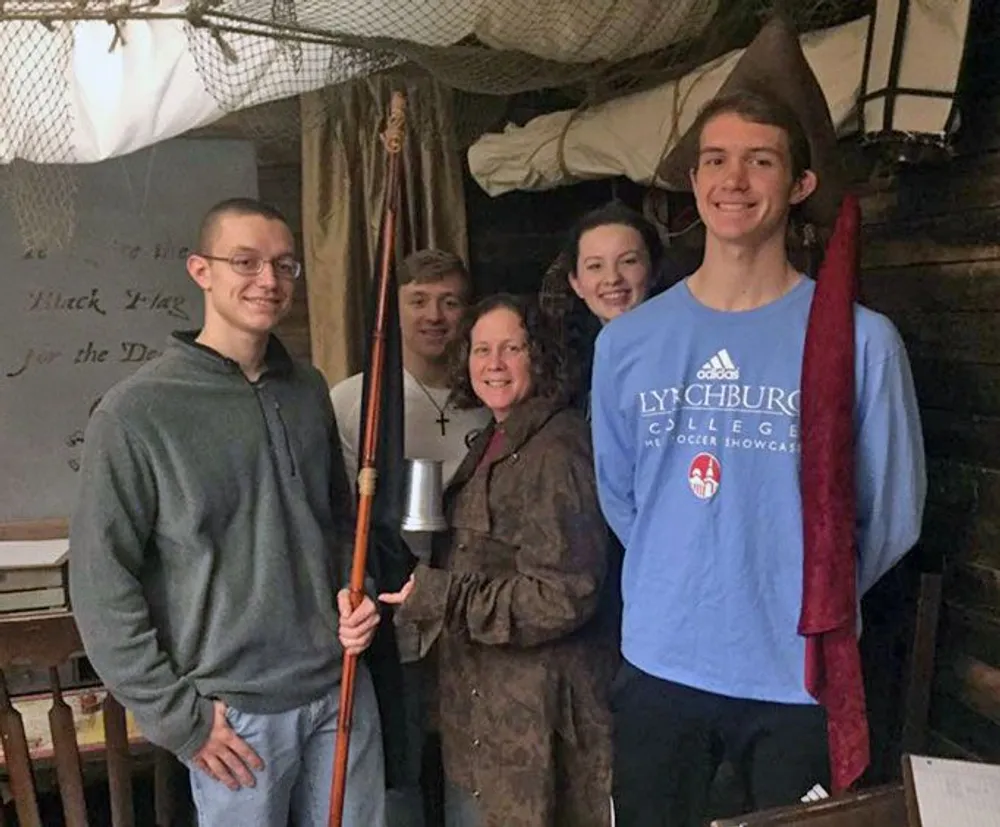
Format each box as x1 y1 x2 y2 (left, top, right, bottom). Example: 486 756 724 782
690 112 816 248
569 223 653 323
186 212 296 343
468 306 534 422
399 272 468 365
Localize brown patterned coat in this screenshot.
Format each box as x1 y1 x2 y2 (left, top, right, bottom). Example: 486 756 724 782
396 396 619 827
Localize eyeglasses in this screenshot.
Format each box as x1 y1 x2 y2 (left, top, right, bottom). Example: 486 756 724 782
198 253 302 281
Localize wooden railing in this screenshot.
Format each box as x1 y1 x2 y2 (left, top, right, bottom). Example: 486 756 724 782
0 611 176 826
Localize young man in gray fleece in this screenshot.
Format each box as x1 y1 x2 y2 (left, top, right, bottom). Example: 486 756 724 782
69 198 386 827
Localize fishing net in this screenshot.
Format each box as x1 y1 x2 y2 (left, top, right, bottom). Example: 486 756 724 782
0 0 872 246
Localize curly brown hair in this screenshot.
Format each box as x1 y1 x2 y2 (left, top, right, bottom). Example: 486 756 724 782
448 293 573 411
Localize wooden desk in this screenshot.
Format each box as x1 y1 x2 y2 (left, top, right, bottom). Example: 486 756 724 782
710 785 908 827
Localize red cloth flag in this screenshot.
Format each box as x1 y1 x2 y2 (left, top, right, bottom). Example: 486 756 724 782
798 192 869 792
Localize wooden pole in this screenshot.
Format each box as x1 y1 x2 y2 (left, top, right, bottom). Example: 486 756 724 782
327 89 407 827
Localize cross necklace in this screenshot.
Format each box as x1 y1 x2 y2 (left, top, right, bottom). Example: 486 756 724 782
412 376 450 436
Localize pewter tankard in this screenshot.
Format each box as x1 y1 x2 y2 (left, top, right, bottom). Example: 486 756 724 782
401 458 447 532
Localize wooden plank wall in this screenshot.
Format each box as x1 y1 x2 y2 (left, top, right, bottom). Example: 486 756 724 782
857 0 1000 762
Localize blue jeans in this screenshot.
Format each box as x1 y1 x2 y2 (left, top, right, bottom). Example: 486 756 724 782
188 664 386 827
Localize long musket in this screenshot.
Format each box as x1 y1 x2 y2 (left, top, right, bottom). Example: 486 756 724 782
328 89 407 827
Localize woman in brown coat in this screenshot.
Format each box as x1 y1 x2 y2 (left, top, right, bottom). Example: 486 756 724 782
380 294 618 827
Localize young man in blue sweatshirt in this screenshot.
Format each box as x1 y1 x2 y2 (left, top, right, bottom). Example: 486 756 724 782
591 91 926 825
69 198 386 826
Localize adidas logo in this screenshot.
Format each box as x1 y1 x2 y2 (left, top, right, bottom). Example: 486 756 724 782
696 348 740 381
800 783 829 803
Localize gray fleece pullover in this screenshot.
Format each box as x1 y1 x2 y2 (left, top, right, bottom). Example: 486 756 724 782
69 332 354 760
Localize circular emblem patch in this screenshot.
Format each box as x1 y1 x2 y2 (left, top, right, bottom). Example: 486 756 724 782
688 452 721 500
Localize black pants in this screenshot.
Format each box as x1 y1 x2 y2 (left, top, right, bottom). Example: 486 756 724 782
611 660 830 827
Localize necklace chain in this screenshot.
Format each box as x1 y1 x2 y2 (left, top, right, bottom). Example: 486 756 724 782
412 376 448 414
411 375 451 436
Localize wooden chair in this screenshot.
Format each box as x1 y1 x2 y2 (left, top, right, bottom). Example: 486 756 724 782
0 611 178 827
710 784 908 827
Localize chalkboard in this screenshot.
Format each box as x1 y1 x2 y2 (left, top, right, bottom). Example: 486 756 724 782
0 139 258 523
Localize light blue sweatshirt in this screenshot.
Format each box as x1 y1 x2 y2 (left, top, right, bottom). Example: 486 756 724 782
591 278 926 704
